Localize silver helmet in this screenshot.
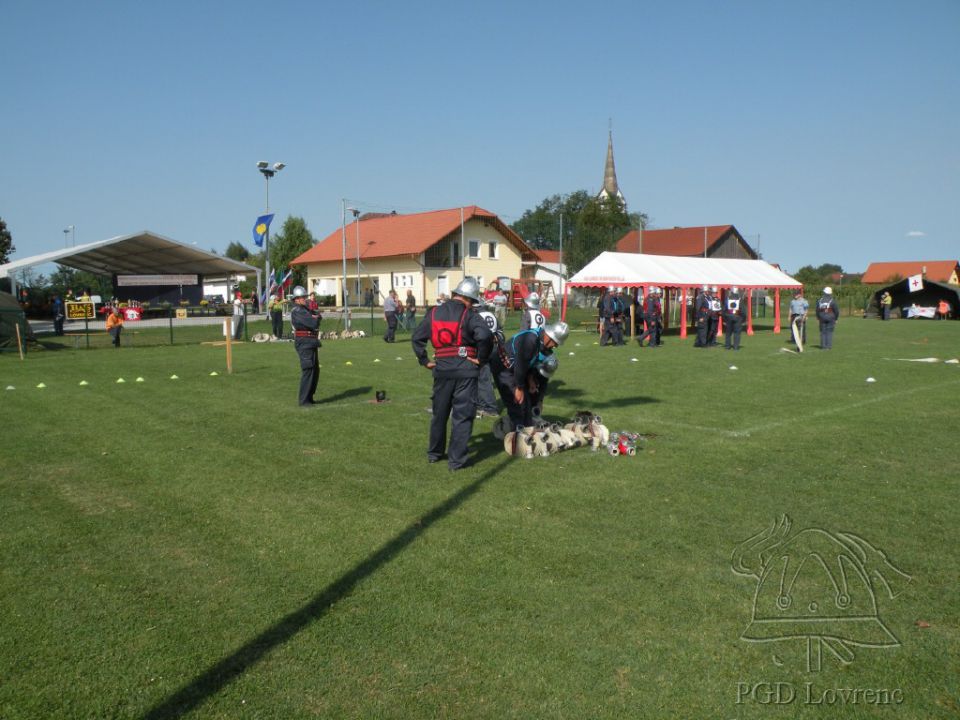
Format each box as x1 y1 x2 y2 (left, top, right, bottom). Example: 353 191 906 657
823 287 833 295
292 286 308 298
452 276 481 303
544 321 569 346
538 354 559 378
524 292 541 310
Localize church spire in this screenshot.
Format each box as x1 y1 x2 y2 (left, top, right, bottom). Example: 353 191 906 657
598 125 625 205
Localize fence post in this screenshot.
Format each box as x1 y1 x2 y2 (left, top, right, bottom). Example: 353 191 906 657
84 316 90 349
169 305 174 345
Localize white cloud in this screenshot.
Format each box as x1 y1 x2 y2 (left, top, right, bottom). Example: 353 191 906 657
905 230 926 238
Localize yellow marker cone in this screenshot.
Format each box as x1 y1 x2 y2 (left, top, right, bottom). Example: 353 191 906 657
36 383 46 388
79 380 89 386
169 375 179 380
116 378 125 383
6 385 15 390
136 377 145 382
373 359 381 363
345 361 353 365
209 371 219 376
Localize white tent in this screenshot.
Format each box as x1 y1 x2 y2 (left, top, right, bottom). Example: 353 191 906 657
566 252 801 290
564 252 802 337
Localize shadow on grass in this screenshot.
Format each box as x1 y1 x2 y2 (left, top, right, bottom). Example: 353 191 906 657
547 380 661 409
316 385 372 403
141 455 511 720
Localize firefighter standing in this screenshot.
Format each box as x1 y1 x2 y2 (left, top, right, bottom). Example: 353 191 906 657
637 286 663 348
816 287 840 350
290 285 321 406
600 286 625 346
412 277 493 471
519 291 546 331
694 285 711 347
707 285 721 345
723 287 746 350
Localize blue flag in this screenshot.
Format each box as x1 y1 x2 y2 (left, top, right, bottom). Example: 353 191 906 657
252 213 275 247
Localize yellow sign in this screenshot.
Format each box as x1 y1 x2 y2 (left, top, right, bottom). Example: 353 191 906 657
65 301 95 320
176 308 188 320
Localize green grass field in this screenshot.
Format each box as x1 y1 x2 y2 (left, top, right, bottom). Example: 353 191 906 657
2 316 958 719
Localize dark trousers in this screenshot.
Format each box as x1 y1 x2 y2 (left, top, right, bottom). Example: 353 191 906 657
233 315 245 340
600 318 623 346
271 310 283 338
819 320 836 349
637 316 660 346
296 340 319 405
695 317 709 347
707 315 719 344
429 376 478 469
109 327 121 347
384 312 398 342
724 314 744 349
475 363 498 414
54 316 64 335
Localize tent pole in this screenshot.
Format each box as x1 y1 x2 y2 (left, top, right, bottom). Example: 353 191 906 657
717 289 724 338
773 289 781 333
680 286 688 339
747 290 754 335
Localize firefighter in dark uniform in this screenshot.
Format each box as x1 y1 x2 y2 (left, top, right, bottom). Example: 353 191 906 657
694 285 711 347
600 286 625 346
816 286 840 349
290 285 321 406
412 277 493 471
707 285 721 345
723 286 746 350
492 321 568 429
637 286 663 347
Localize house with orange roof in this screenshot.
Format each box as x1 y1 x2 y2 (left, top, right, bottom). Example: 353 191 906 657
290 206 536 306
615 225 757 259
861 260 959 286
522 248 567 299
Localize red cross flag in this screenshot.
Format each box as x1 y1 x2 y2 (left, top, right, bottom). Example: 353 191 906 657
908 274 924 292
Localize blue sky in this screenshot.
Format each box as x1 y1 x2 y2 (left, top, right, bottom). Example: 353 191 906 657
2 0 957 275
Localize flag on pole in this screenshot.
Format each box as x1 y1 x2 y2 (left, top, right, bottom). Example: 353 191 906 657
277 268 293 298
252 213 275 247
907 274 924 292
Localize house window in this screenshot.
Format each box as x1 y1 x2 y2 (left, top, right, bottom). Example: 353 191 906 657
468 239 480 259
451 241 461 267
488 241 498 259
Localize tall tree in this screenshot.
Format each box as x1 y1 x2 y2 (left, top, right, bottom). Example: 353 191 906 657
0 217 14 264
225 241 250 261
511 191 647 273
269 216 315 286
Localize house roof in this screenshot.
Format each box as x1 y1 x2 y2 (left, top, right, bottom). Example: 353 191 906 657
567 252 801 290
861 260 959 284
615 225 756 258
532 249 561 264
291 206 535 265
0 231 257 279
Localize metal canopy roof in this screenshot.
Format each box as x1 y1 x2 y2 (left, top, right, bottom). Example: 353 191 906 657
0 231 257 279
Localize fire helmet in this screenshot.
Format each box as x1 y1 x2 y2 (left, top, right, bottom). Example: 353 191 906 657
544 321 569 346
823 287 833 295
524 292 541 310
292 286 308 299
538 354 559 378
452 276 481 303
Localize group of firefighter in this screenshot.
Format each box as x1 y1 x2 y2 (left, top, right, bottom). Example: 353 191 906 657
597 284 747 351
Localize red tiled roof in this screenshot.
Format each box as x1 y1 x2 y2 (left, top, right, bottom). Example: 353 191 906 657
861 260 959 284
615 225 740 256
532 249 561 264
291 206 532 264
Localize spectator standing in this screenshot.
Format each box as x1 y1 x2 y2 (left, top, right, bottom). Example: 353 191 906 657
405 289 417 330
232 291 245 340
880 290 892 320
268 294 284 339
52 294 65 336
383 289 400 342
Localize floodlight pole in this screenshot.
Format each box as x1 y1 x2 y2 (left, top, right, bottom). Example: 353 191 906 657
349 208 361 312
257 162 284 310
341 199 348 309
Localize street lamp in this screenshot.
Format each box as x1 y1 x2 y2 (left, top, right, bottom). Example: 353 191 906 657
256 161 285 303
63 225 75 247
348 207 361 310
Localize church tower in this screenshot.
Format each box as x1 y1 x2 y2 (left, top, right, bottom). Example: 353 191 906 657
597 128 625 205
